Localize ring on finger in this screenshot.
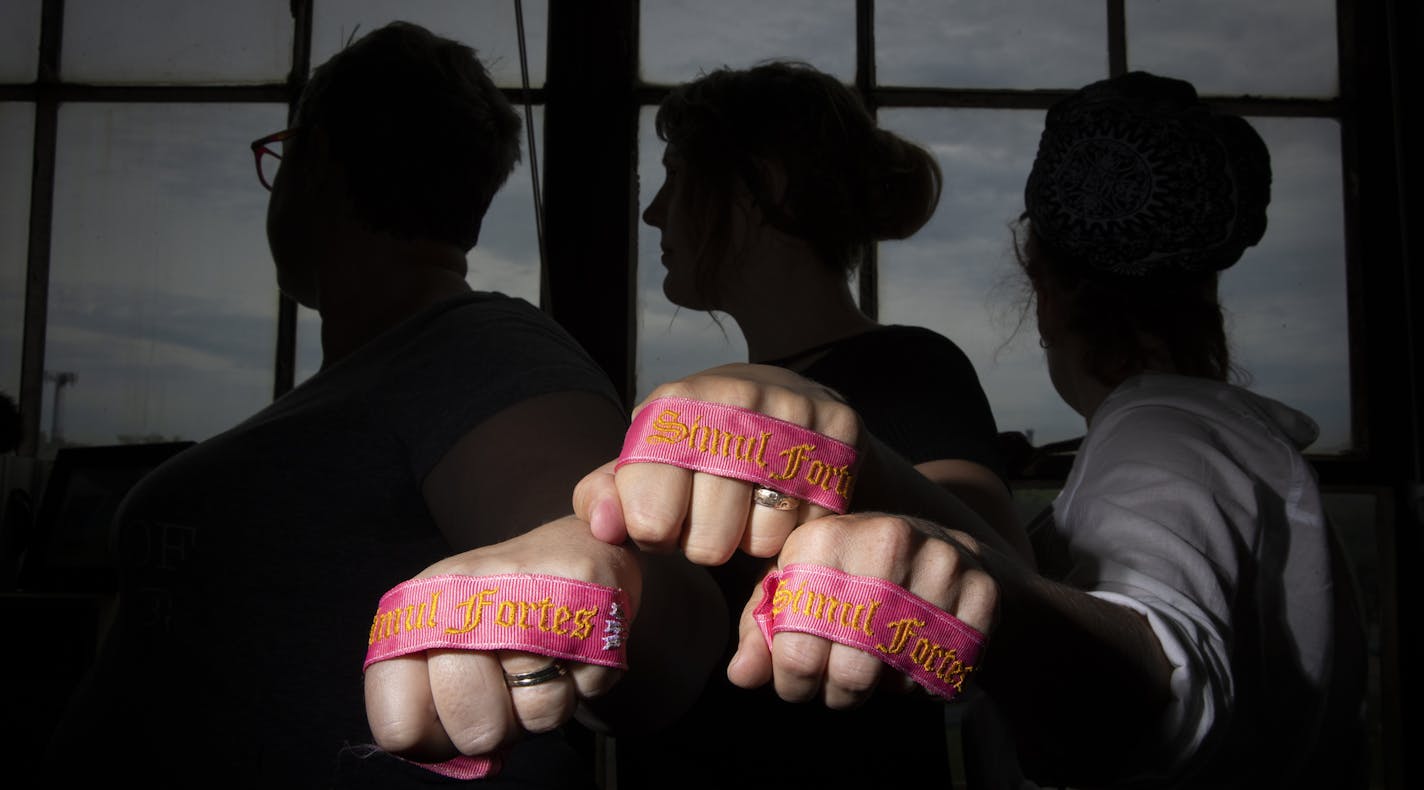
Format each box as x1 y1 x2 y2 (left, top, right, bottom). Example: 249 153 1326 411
504 661 568 688
752 486 800 511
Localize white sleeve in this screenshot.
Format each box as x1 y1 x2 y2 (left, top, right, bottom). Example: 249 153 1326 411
1054 404 1258 775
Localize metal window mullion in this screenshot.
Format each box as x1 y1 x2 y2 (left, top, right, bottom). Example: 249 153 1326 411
1107 0 1127 76
273 0 313 400
17 0 64 457
857 0 878 320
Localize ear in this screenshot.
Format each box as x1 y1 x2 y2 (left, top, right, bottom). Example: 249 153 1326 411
740 157 789 226
756 158 790 208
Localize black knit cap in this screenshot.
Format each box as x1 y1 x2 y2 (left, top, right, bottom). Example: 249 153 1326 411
1024 71 1272 278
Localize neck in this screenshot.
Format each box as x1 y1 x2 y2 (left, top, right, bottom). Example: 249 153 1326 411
722 240 877 365
313 228 471 367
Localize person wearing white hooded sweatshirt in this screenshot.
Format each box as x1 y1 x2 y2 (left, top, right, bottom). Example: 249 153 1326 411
962 71 1371 788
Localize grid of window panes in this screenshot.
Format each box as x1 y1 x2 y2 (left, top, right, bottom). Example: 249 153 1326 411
5 0 547 453
635 0 1350 455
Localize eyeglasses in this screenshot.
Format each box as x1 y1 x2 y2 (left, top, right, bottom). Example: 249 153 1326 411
250 128 300 190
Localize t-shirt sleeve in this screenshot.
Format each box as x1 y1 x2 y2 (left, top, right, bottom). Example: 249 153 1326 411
806 327 1005 477
378 296 624 482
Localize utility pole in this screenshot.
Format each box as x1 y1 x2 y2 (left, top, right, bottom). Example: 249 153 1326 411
43 370 76 445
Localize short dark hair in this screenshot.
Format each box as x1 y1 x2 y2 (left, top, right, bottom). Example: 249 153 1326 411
655 61 941 300
296 21 522 251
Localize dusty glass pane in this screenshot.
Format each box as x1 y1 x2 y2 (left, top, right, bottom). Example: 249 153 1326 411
0 0 41 82
312 0 548 89
1 103 35 398
875 109 1080 445
635 108 746 403
1221 117 1350 452
44 103 287 450
291 107 545 385
63 0 291 84
1127 0 1337 97
876 0 1105 89
641 0 854 85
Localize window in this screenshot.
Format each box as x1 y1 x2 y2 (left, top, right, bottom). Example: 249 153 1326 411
8 0 547 452
634 1 1353 457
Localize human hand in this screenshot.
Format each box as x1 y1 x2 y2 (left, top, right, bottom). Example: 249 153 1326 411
574 363 863 565
726 512 997 709
363 516 641 766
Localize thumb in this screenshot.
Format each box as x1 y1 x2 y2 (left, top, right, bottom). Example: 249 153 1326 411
726 577 774 689
573 459 627 544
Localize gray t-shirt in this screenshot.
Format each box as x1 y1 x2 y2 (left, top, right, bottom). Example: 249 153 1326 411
84 292 619 787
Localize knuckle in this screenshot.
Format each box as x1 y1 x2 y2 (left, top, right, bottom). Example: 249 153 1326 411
775 638 826 683
682 536 735 566
447 716 509 757
516 691 573 734
829 660 880 698
369 716 426 753
622 506 683 549
816 401 862 443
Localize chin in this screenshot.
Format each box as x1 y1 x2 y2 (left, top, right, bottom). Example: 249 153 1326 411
661 275 700 310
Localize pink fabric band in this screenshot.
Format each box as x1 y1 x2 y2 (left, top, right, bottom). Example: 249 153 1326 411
364 573 630 780
364 573 630 670
616 396 860 513
753 563 984 701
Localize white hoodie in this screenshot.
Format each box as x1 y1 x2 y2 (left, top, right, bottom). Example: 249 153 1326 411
1044 373 1367 788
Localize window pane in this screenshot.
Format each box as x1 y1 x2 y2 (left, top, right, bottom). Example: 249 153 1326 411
878 110 1352 456
312 0 548 88
292 107 545 384
641 0 854 85
876 0 1105 89
63 0 291 84
635 108 746 402
1 103 35 398
45 103 287 451
876 108 1082 445
1222 117 1350 453
473 104 545 304
1127 0 1338 97
0 0 41 82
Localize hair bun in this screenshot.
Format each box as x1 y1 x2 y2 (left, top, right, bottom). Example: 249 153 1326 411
1024 71 1272 278
865 128 943 242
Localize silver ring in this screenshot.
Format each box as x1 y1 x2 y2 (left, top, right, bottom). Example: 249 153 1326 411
504 661 568 688
752 486 800 511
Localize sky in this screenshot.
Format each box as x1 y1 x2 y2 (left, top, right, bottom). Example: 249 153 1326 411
0 0 1351 454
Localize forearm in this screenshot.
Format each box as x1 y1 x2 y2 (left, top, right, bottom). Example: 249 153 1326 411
581 549 729 734
975 550 1175 786
855 436 1034 565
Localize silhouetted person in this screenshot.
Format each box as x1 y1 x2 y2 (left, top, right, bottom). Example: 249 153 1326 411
645 62 1023 555
964 70 1368 788
54 22 639 787
621 61 1026 789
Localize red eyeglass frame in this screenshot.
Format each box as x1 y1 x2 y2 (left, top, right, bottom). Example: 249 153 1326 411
250 127 301 190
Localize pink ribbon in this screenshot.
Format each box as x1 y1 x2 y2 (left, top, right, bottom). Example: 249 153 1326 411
753 564 984 701
363 573 631 779
365 573 630 669
616 397 860 513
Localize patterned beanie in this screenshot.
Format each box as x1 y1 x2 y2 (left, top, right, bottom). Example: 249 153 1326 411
1024 71 1272 278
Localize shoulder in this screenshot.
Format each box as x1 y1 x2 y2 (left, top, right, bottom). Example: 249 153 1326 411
409 293 602 368
821 325 978 377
